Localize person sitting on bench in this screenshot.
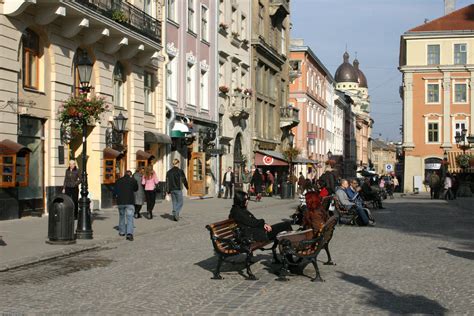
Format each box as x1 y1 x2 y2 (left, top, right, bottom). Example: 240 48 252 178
335 179 369 226
229 190 292 242
361 177 385 209
302 191 328 236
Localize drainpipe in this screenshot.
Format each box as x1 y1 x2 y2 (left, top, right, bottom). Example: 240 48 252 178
166 103 175 170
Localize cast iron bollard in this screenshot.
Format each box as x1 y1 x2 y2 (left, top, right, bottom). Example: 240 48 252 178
46 194 77 245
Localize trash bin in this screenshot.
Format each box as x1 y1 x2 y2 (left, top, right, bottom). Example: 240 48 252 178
46 194 76 245
280 182 289 199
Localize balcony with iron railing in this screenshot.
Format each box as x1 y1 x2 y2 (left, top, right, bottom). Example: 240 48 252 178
75 0 161 42
280 105 299 128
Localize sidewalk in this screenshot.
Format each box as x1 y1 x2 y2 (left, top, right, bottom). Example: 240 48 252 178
0 196 295 271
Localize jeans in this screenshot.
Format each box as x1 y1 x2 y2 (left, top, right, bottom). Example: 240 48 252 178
355 205 369 226
224 183 233 198
118 205 134 235
171 190 184 217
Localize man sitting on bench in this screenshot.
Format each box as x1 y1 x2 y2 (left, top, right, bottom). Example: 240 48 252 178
335 179 369 226
229 190 292 243
361 177 385 209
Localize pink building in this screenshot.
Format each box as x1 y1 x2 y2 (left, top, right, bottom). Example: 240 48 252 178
165 0 218 196
289 40 334 178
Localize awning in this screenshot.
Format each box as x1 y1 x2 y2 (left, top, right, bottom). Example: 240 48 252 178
0 139 31 155
170 121 190 138
254 150 288 166
136 150 154 161
294 157 317 165
447 151 474 173
103 147 124 159
144 131 172 144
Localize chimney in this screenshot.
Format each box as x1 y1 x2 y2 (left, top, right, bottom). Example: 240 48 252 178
444 0 456 15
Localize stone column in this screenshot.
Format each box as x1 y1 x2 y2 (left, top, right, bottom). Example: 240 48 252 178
442 72 452 149
402 72 414 149
471 71 474 134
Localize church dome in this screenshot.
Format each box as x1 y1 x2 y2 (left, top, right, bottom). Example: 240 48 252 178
334 52 358 83
353 58 368 88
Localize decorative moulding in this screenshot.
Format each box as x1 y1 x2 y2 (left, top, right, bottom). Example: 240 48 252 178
186 51 197 65
200 60 209 72
166 42 179 58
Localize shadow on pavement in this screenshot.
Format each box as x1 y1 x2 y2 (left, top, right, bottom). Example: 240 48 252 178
0 236 6 246
438 247 474 261
375 198 474 249
160 213 175 221
338 271 448 315
195 254 269 277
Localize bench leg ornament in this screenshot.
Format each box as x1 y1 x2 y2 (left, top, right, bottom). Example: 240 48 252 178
211 256 224 280
311 258 325 282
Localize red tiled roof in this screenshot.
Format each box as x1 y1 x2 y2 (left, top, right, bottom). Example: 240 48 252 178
409 4 474 32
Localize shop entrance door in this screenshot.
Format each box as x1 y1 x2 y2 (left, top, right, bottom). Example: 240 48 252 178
188 152 206 196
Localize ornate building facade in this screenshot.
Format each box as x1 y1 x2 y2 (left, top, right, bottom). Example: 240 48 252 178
0 0 166 219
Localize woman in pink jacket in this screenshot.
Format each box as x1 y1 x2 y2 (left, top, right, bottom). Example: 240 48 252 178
142 165 159 219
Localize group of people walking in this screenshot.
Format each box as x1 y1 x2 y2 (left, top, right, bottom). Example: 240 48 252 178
427 171 457 200
62 158 189 242
223 166 280 202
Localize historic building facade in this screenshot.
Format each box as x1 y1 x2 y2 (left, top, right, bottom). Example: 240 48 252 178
217 0 252 188
289 39 334 179
250 0 293 158
371 138 397 176
0 0 166 219
399 4 474 193
165 0 218 196
334 51 373 175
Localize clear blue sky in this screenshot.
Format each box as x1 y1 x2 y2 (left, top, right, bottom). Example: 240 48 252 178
291 0 473 141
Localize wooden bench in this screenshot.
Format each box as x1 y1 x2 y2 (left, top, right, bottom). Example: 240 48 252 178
205 218 278 280
277 216 338 282
333 196 358 225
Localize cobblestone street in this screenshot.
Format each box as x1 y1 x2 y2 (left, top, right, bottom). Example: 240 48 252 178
1 195 473 315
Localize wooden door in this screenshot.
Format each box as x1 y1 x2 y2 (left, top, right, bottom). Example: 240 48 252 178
188 152 206 196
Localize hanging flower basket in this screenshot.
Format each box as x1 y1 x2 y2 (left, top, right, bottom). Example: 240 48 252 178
456 154 473 169
58 94 108 134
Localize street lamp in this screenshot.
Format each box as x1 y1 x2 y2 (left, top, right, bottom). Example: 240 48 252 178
75 51 94 240
113 112 128 133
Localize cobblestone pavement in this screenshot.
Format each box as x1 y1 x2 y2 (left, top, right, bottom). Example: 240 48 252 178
1 194 473 315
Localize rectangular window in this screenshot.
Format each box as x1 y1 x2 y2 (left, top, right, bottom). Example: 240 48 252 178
427 122 439 143
144 0 152 16
241 15 247 40
187 0 195 32
166 58 177 101
454 122 466 142
167 0 177 22
22 29 39 90
427 44 440 65
231 7 237 33
454 83 467 103
201 5 208 41
281 25 286 54
218 0 224 24
186 63 195 105
103 159 116 184
454 43 467 65
427 83 440 103
200 71 209 110
144 72 153 113
0 155 16 188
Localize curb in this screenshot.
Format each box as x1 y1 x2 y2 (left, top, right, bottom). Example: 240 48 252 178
0 199 296 272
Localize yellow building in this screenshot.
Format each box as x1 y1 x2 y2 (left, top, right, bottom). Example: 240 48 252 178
399 4 474 193
371 139 397 176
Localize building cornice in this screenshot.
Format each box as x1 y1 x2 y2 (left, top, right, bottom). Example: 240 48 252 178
399 65 474 73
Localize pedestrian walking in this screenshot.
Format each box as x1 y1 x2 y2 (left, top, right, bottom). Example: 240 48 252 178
266 170 274 197
297 172 305 194
115 170 138 241
142 165 159 219
132 167 145 218
166 159 189 221
241 166 252 193
62 160 81 219
251 168 264 201
222 166 235 199
429 172 440 199
444 173 454 200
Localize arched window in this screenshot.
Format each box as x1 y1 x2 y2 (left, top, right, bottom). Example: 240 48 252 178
113 62 125 108
22 29 40 90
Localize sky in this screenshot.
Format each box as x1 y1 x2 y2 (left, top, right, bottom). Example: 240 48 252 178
290 0 473 142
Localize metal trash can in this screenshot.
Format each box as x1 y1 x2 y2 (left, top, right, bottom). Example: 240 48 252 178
280 182 289 199
46 194 76 245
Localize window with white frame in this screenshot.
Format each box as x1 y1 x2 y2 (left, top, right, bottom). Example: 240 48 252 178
454 83 467 103
166 58 177 101
241 15 247 40
144 72 153 113
454 43 467 65
200 70 209 110
186 63 196 105
427 44 440 65
454 121 467 142
231 6 237 34
218 0 224 24
144 0 152 16
167 0 177 22
201 5 208 41
258 2 264 36
113 62 125 108
426 83 440 103
427 122 439 143
187 0 195 32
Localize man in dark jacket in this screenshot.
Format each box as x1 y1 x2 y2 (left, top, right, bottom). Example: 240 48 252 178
222 166 235 199
166 158 189 221
115 170 138 241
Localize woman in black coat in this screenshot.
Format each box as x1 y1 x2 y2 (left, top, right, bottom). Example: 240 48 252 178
251 169 264 201
229 190 292 242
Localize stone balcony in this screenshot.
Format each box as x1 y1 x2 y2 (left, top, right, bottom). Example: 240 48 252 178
280 106 299 128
